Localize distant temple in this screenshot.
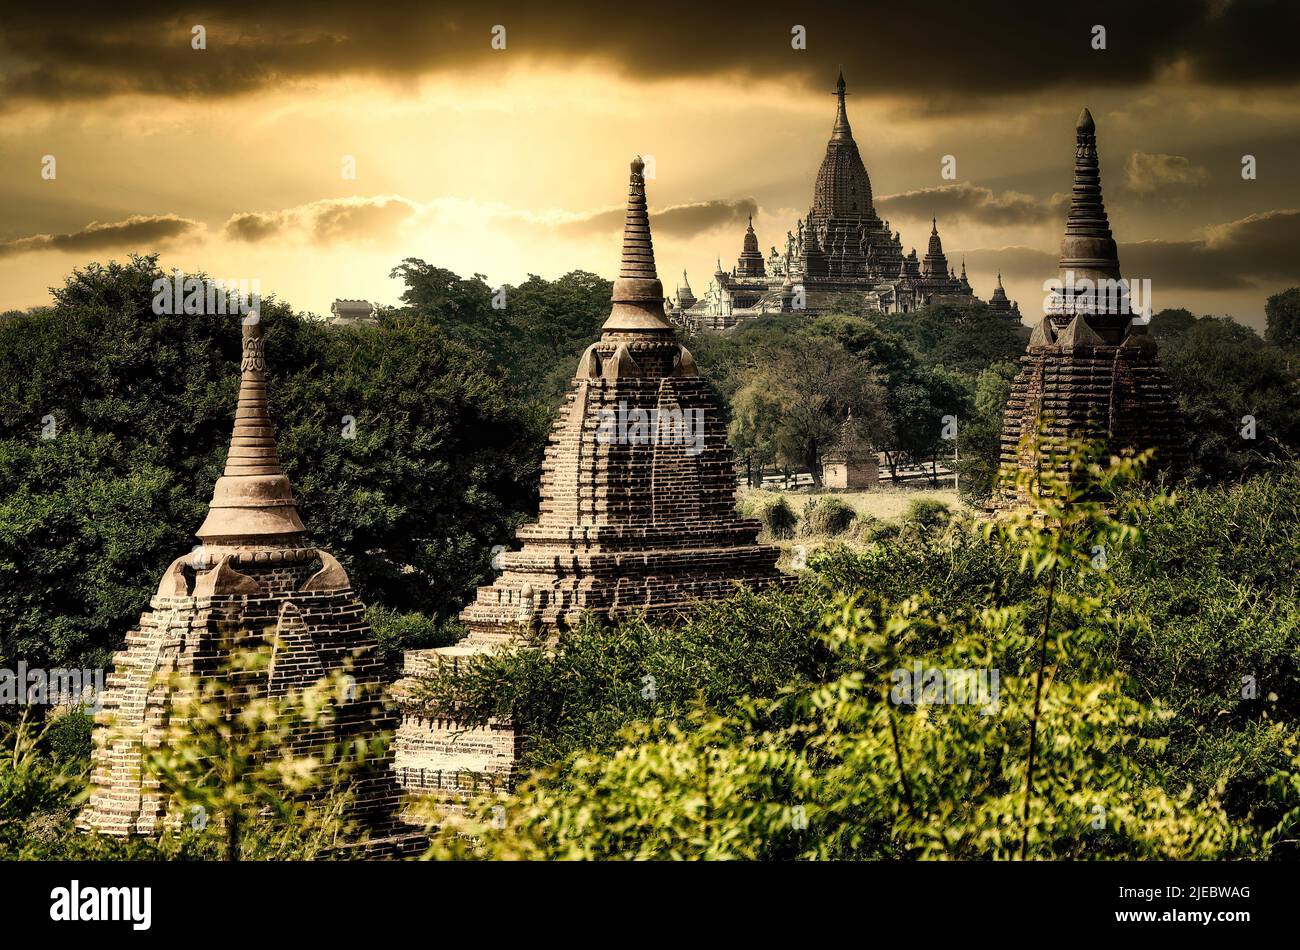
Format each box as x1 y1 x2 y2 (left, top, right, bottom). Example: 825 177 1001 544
394 157 788 818
994 109 1188 507
670 72 1019 330
330 299 376 325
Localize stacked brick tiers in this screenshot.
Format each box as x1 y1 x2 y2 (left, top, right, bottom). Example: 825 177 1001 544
82 320 408 849
994 110 1189 507
394 158 787 817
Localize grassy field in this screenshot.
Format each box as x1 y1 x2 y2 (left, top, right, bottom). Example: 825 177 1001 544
737 484 964 566
738 486 963 522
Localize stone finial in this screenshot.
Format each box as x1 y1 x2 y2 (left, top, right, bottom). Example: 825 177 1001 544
601 156 671 334
196 318 307 546
1059 106 1120 283
832 69 852 140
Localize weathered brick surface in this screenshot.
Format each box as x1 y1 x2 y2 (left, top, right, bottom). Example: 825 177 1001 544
81 319 413 851
394 159 789 822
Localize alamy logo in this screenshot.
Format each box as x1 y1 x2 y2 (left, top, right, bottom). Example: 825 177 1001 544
49 880 152 931
595 401 705 456
1042 271 1152 322
890 663 1000 714
0 661 103 707
152 273 261 319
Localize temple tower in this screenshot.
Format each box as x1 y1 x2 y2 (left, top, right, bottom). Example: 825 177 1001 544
736 216 767 277
82 318 406 847
676 270 696 310
994 109 1188 507
921 218 950 278
393 158 788 817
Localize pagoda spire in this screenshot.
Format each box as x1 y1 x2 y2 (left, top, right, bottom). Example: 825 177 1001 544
197 317 306 545
831 69 852 140
602 156 671 334
1059 107 1120 282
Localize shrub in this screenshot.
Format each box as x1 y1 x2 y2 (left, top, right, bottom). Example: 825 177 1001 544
800 496 857 537
44 709 93 769
755 496 797 539
904 497 951 529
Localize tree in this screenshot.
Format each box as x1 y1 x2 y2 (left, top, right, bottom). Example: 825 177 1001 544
1156 314 1300 479
726 337 887 485
954 361 1018 502
0 256 544 672
1265 288 1300 356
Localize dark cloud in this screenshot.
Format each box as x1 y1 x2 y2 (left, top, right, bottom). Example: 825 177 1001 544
877 183 1066 228
558 198 757 239
222 197 418 245
1124 152 1209 193
962 209 1300 292
1122 209 1300 290
0 214 200 258
1 1 1297 108
223 212 282 242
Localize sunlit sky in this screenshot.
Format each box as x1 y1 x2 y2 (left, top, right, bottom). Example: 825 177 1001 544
2 2 1299 330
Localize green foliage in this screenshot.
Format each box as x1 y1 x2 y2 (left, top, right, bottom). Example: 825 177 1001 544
1265 287 1300 354
693 313 972 483
0 713 82 859
366 605 463 677
954 361 1018 503
752 494 797 539
427 450 1283 860
138 646 382 860
904 497 951 529
407 586 830 772
389 260 611 402
1152 310 1300 479
44 708 94 768
800 495 856 537
875 302 1027 377
0 256 544 669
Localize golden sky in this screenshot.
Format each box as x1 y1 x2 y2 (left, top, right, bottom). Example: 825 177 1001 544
2 1 1299 329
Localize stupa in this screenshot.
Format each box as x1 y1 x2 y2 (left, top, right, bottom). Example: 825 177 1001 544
82 317 406 847
394 157 788 814
994 109 1188 506
822 411 880 490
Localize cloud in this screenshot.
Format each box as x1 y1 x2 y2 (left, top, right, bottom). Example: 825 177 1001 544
0 214 201 258
961 209 1300 293
1124 152 1209 193
554 198 757 239
876 183 1065 228
223 196 419 245
3 1 1298 109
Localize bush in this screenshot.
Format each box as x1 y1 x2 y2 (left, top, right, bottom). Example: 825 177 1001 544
904 497 951 529
366 605 463 678
800 496 857 537
43 709 93 768
750 495 797 539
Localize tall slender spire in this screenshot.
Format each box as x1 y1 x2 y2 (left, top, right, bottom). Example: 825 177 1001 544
832 69 851 140
197 317 306 545
1059 107 1120 282
602 156 671 333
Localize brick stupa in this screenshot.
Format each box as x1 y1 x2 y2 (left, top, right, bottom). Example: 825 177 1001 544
994 109 1188 506
394 157 787 814
82 317 406 847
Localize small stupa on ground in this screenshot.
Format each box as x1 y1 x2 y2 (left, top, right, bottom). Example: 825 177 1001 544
82 317 407 848
822 411 879 490
393 157 788 816
994 109 1188 507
